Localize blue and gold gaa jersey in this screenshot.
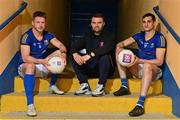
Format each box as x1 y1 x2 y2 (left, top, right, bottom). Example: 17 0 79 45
132 31 166 60
19 28 55 64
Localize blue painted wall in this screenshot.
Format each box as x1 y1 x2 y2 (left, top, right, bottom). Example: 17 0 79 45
0 52 19 95
162 63 180 117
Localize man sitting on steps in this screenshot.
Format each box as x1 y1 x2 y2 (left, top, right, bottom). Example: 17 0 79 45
18 11 67 117
71 13 116 97
114 13 166 117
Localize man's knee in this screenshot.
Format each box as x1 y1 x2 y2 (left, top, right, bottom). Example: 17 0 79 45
143 63 153 72
23 63 36 73
99 55 110 63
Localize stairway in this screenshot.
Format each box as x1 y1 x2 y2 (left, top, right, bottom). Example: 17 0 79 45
0 71 175 119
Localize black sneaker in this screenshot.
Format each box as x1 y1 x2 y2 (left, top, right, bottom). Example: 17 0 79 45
113 87 130 96
128 105 145 117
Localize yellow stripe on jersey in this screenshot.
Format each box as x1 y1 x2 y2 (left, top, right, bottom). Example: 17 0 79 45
21 34 29 44
160 35 166 47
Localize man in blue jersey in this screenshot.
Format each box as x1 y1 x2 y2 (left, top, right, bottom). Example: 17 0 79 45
18 11 67 117
114 13 166 117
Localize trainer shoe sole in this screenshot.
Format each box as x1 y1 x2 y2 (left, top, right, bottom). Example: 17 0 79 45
91 92 105 97
74 91 91 96
48 91 65 95
27 114 37 117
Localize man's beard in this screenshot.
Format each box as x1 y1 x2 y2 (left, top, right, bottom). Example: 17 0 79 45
92 27 103 35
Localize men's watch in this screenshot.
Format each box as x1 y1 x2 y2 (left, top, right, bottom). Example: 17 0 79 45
90 52 95 57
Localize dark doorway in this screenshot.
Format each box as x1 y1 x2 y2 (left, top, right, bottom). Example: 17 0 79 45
70 0 118 42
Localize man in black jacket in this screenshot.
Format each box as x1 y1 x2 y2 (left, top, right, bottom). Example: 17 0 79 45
71 13 116 97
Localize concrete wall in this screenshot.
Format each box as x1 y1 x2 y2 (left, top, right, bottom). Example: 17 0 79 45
0 0 21 74
22 0 69 46
158 0 180 117
117 0 159 41
159 0 180 88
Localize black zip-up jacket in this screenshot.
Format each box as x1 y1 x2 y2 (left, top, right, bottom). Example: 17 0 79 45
71 30 116 57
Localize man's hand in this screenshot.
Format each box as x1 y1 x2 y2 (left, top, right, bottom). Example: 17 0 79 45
82 54 91 64
116 46 124 55
41 57 51 68
73 53 85 65
115 46 124 61
59 53 67 66
129 55 140 67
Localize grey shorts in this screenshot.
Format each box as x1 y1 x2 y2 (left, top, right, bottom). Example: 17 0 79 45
18 64 49 78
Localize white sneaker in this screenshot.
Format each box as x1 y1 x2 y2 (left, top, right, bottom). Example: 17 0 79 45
92 84 105 97
49 85 64 95
27 104 37 117
74 83 91 95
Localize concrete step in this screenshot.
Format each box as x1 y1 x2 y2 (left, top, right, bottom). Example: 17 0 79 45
1 92 171 114
14 76 162 94
0 112 177 119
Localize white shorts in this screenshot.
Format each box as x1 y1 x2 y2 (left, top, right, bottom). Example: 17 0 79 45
18 64 49 78
138 64 162 80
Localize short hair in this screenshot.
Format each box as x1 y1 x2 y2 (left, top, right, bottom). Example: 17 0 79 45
92 12 105 22
33 11 47 19
142 13 156 22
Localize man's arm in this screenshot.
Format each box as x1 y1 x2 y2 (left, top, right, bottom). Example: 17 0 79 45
71 36 86 65
139 48 166 66
21 45 48 64
50 38 67 53
116 37 136 54
116 37 135 48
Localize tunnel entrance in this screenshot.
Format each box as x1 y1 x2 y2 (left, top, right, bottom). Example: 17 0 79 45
70 0 118 42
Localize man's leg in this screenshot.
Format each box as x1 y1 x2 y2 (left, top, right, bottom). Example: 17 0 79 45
46 50 65 95
49 73 64 95
21 63 37 117
98 55 114 85
71 58 91 95
113 53 131 96
71 58 88 84
129 63 161 117
92 55 114 96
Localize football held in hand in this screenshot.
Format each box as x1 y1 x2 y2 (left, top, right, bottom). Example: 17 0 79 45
118 49 135 67
47 57 65 74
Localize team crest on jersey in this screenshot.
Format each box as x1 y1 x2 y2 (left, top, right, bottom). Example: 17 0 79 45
99 42 104 47
144 43 149 48
44 40 49 45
